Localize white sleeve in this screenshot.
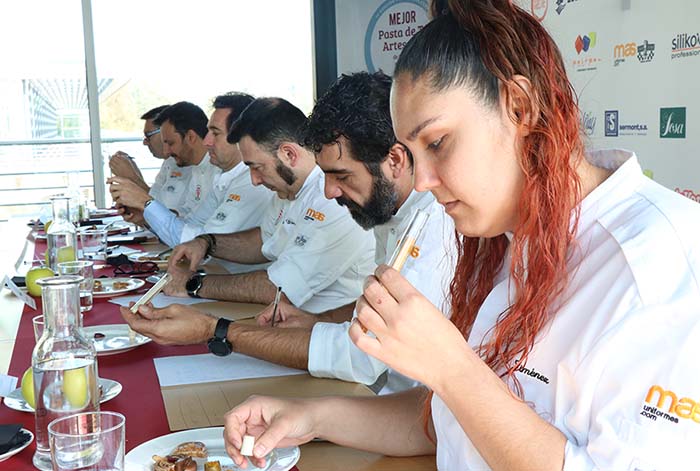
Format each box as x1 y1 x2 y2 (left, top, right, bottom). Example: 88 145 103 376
179 191 221 243
143 201 185 248
265 213 373 308
308 320 387 385
559 299 700 471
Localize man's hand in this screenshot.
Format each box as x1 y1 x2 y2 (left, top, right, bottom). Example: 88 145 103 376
169 238 209 272
108 176 152 210
109 151 148 190
120 303 217 345
119 206 146 226
163 263 194 297
256 298 318 330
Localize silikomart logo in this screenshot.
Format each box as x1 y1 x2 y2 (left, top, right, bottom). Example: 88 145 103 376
659 107 686 139
671 32 700 60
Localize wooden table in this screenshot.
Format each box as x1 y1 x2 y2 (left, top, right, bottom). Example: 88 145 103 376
0 220 436 470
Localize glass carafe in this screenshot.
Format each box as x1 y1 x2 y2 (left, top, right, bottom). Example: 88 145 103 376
32 275 100 471
47 196 78 272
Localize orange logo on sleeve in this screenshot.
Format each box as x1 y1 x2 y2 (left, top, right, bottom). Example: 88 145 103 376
641 384 699 424
304 208 325 222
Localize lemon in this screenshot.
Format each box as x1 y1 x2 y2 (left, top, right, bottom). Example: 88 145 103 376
63 366 89 408
26 266 55 297
45 246 77 267
21 367 35 409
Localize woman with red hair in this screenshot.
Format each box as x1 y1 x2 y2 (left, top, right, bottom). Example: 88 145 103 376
223 1 700 469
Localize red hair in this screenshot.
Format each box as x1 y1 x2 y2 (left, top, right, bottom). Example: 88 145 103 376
415 0 584 435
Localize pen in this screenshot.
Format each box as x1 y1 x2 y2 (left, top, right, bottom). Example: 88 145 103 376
270 286 283 327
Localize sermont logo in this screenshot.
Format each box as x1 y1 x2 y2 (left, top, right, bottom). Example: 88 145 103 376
660 107 686 139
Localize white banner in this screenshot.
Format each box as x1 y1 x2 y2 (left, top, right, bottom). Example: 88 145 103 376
335 0 699 201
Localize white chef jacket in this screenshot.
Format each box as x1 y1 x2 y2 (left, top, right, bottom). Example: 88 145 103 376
173 152 220 220
144 162 272 248
308 190 456 393
261 166 376 314
148 157 191 212
432 149 700 470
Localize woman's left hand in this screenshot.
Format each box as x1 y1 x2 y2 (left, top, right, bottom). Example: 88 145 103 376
349 264 472 390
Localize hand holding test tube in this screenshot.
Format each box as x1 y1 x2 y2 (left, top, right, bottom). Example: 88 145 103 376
358 209 429 333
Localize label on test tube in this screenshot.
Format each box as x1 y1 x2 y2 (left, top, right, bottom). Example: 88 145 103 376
387 209 429 272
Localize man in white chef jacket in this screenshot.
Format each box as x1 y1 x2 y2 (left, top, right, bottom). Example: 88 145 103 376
120 76 454 396
108 101 220 223
122 93 273 256
122 96 375 318
257 72 456 393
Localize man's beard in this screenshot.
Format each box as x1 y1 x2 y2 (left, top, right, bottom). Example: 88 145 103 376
336 174 398 230
276 161 297 185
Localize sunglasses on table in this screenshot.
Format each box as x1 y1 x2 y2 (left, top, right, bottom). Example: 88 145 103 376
113 261 158 278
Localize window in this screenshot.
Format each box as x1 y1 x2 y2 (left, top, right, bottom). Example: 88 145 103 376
0 0 314 220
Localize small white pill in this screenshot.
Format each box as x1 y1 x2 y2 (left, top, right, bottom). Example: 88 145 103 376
240 435 255 456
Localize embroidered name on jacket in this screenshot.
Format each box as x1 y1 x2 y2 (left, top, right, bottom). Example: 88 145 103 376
304 208 325 222
516 365 550 384
640 384 699 424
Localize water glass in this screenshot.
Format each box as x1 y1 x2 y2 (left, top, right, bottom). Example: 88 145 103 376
79 229 108 260
48 411 125 471
57 261 94 312
33 315 44 342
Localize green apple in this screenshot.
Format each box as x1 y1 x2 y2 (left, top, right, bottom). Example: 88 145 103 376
26 266 55 297
21 366 35 409
63 366 89 408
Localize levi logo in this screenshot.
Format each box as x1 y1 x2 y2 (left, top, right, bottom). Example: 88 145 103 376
640 384 700 424
304 208 325 222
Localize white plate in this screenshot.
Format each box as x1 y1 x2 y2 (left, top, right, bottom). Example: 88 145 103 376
79 222 131 236
3 378 122 413
127 251 170 268
83 324 152 356
0 428 33 463
92 277 146 297
125 427 300 471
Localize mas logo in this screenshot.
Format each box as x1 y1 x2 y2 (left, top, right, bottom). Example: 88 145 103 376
641 384 700 424
613 39 655 66
573 33 601 72
304 208 325 222
604 110 648 137
671 32 700 60
660 107 686 139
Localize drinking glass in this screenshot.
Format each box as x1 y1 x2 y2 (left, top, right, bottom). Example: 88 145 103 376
58 261 94 312
33 315 44 342
79 229 108 260
48 411 125 471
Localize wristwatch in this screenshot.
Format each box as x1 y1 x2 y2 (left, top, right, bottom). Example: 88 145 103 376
207 318 233 356
185 273 206 298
